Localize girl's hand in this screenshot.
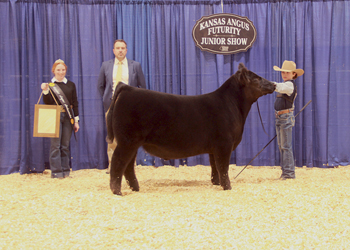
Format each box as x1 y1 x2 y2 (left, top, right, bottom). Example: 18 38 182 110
41 83 49 91
74 122 80 132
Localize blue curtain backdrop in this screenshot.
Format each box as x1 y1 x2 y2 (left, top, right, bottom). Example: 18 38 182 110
0 0 349 175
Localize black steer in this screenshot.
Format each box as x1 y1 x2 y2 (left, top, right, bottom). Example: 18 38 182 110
106 63 275 195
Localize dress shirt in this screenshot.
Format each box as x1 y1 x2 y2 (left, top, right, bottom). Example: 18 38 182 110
113 58 129 86
274 80 294 96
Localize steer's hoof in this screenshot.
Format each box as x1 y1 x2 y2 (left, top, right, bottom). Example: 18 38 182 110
223 185 232 191
211 180 220 185
112 189 122 195
129 182 139 192
126 179 139 192
211 176 220 185
110 183 122 195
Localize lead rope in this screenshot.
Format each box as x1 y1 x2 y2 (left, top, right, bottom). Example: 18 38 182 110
36 87 59 106
256 101 269 136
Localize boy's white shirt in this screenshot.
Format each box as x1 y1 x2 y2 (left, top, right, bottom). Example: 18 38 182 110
274 80 294 96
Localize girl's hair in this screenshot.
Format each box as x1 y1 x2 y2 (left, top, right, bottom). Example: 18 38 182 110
52 59 67 73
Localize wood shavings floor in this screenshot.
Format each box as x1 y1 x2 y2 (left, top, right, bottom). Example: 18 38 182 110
0 165 349 249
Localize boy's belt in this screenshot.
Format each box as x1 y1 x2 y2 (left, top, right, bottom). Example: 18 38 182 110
275 109 293 117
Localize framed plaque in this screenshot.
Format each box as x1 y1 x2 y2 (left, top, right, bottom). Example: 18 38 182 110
33 104 60 138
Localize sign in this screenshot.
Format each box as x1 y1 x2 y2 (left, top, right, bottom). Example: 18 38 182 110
33 104 60 138
192 13 257 55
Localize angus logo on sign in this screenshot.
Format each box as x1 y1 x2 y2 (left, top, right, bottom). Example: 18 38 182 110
192 13 257 55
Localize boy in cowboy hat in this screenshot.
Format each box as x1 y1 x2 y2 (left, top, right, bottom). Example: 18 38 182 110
273 60 304 180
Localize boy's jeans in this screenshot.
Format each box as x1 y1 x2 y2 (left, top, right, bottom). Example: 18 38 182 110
275 112 295 178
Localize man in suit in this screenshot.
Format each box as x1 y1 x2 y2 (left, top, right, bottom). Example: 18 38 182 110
98 39 146 172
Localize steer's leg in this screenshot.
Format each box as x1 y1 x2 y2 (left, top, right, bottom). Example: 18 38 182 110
209 154 220 185
110 145 139 195
124 152 139 192
213 150 232 190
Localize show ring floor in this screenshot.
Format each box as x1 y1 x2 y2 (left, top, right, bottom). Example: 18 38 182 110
1 165 349 249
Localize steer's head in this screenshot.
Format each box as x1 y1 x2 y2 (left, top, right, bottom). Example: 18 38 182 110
237 63 275 101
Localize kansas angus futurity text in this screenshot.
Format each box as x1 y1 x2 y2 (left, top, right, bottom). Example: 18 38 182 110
192 13 257 54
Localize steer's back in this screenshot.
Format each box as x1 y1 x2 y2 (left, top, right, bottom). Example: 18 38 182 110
111 84 242 159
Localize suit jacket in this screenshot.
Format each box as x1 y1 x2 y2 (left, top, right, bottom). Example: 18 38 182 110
97 58 146 112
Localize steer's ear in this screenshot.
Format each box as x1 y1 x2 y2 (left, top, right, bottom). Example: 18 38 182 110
238 63 246 70
238 64 248 84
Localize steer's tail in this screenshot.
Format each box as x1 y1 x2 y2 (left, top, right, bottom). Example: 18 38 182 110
106 82 125 144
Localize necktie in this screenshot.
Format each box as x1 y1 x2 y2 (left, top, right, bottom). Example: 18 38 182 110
114 61 123 91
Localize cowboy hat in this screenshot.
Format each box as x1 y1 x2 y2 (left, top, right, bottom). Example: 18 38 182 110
273 60 304 77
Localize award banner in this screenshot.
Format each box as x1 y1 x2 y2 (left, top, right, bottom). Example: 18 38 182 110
49 82 77 141
48 82 75 125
